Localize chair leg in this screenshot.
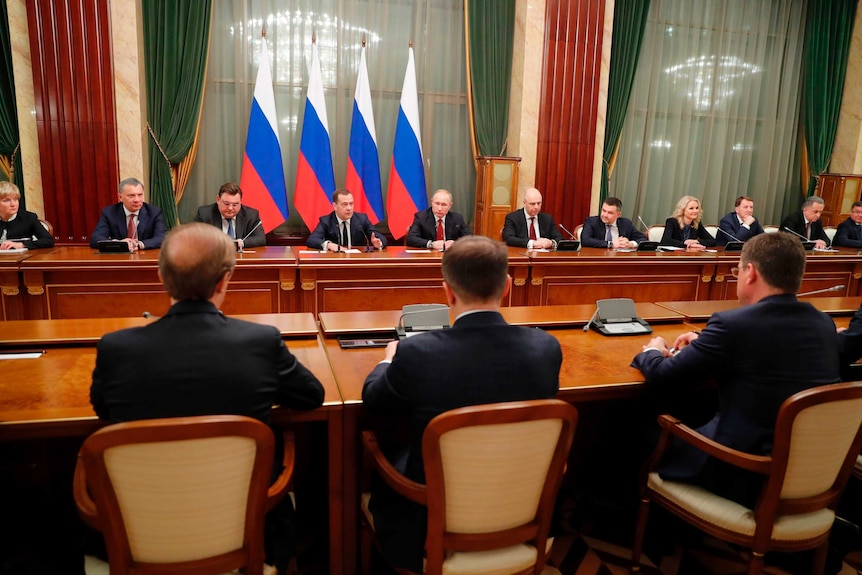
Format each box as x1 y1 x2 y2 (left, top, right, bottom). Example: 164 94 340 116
812 540 829 575
630 496 651 572
746 550 764 575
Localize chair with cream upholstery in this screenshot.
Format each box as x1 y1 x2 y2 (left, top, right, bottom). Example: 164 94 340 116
631 381 862 575
73 415 293 575
647 225 665 243
704 225 719 241
574 224 583 241
824 226 837 244
763 225 780 233
361 399 578 575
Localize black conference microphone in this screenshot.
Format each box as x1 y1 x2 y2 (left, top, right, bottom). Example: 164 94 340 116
558 223 576 240
456 224 472 237
797 284 845 297
715 227 743 243
363 231 374 253
240 220 263 244
637 215 651 231
782 226 809 241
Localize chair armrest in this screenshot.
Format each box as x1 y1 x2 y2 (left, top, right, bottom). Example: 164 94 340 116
72 456 101 531
362 430 427 506
657 414 772 474
266 429 295 511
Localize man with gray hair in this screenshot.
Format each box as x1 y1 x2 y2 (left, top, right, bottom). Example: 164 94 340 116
779 195 830 249
90 177 166 251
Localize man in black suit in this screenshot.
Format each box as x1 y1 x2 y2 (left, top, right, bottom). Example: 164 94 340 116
502 187 563 249
716 196 765 245
363 236 562 571
631 232 840 507
780 195 830 249
306 188 386 251
406 189 470 249
194 182 265 248
833 201 862 249
580 196 647 249
90 177 166 251
91 222 325 572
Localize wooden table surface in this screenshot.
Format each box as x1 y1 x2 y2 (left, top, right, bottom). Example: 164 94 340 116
656 296 862 321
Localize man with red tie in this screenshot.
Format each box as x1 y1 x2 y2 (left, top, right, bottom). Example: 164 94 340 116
89 177 166 251
502 187 563 249
405 189 470 249
779 195 829 249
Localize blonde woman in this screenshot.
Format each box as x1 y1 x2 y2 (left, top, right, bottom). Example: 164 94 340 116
0 182 54 250
660 196 715 249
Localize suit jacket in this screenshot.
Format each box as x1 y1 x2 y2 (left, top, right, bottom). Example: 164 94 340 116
405 208 470 247
502 209 563 248
0 210 54 249
194 203 266 248
716 212 764 245
631 294 840 506
779 211 829 243
833 217 862 248
660 217 716 247
306 211 387 250
839 303 862 366
362 311 561 570
91 299 325 423
89 202 166 249
580 215 647 248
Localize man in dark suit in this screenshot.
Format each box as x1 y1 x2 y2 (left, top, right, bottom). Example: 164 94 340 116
833 201 862 249
363 236 561 571
91 222 325 572
306 188 386 251
716 196 765 245
406 189 470 249
194 182 265 248
502 187 563 249
89 177 166 251
580 196 648 248
631 232 840 507
780 195 829 249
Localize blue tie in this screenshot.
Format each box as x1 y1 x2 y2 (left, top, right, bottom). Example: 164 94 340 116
227 219 235 239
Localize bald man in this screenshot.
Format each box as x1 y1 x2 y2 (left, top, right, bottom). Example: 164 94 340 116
91 222 324 572
502 187 563 249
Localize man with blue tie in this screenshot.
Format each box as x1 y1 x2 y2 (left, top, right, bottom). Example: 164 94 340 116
580 197 647 249
194 182 265 248
833 201 862 248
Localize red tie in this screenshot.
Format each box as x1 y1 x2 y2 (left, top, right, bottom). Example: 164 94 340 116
805 222 810 239
436 218 444 241
127 213 137 240
529 217 537 241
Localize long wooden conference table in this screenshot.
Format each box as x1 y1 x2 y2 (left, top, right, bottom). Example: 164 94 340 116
3 244 862 320
1 299 859 574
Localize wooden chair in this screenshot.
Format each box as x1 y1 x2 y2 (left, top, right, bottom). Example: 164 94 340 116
574 224 583 241
631 381 862 575
360 399 577 575
73 415 293 575
647 225 665 243
39 219 54 236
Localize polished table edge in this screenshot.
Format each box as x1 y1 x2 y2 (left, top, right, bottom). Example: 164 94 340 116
656 296 862 321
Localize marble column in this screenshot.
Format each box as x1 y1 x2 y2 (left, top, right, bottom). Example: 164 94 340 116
831 3 862 175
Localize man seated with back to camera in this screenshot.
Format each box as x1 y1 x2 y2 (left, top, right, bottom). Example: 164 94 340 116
90 222 325 574
631 232 840 508
306 188 386 251
362 235 562 572
405 189 470 250
580 196 647 249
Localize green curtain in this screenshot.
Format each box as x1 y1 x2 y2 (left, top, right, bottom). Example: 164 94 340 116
600 0 650 204
803 0 857 196
142 0 212 228
467 0 515 156
0 0 25 207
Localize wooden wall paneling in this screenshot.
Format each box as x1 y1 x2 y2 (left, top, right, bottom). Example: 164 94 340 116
537 0 604 231
27 0 119 244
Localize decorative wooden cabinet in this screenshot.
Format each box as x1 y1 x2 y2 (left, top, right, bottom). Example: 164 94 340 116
473 156 521 238
816 174 862 227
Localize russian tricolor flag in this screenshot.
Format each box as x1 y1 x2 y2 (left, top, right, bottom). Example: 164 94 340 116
294 40 336 232
240 36 288 233
386 46 427 239
346 45 383 223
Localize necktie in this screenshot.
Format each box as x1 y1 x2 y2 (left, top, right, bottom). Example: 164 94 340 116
436 218 444 241
805 222 810 239
127 213 137 240
529 217 537 241
0 228 6 242
341 221 348 248
605 225 612 242
227 219 235 239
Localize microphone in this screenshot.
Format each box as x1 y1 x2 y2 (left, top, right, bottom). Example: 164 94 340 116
637 215 651 231
363 231 374 253
715 227 743 243
783 226 809 241
583 306 600 332
558 224 576 240
456 224 471 237
797 284 845 297
240 220 263 243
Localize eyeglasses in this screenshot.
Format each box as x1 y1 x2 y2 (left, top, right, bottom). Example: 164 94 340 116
219 199 241 209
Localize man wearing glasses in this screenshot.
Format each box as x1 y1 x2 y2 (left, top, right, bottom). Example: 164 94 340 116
194 182 266 249
833 201 862 249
